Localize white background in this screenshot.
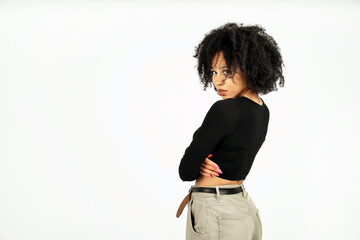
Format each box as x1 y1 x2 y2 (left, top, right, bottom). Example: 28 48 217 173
0 0 359 239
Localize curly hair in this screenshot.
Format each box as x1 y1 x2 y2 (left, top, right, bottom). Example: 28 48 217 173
193 22 285 95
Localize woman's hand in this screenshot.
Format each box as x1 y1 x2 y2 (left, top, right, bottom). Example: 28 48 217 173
199 154 223 177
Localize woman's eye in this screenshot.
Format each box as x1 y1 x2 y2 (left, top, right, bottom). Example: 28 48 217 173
210 70 231 75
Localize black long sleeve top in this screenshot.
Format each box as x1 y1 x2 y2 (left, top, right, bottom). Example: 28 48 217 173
178 96 269 182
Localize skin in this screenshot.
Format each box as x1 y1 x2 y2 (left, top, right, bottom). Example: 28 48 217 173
194 51 263 187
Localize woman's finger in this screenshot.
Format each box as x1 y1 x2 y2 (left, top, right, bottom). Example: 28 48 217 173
200 165 220 177
201 162 217 173
203 159 222 174
199 168 212 177
204 157 220 169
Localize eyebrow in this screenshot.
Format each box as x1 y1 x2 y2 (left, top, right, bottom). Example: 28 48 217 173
210 65 228 69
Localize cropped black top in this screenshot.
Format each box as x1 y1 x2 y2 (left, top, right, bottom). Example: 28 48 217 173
178 96 269 182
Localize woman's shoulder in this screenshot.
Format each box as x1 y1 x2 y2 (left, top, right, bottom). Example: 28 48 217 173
207 98 239 119
213 97 239 106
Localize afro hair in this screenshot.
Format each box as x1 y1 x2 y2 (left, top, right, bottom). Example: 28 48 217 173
193 22 285 95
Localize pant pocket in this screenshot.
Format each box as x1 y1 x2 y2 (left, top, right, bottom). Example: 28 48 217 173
186 198 205 240
217 210 253 240
255 209 263 239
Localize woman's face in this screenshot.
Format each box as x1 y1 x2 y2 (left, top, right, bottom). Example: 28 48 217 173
210 51 247 100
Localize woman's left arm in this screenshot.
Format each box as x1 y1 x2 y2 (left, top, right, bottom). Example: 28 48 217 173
178 99 239 181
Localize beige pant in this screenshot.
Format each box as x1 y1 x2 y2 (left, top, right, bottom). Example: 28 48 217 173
185 183 262 240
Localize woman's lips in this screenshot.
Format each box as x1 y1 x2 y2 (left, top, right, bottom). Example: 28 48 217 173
217 90 227 96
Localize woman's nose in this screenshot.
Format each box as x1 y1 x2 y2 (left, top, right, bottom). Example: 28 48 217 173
213 75 224 86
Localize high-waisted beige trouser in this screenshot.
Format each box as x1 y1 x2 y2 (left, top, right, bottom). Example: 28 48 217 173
185 183 262 240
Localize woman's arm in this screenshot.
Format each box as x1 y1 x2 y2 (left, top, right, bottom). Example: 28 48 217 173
178 99 239 181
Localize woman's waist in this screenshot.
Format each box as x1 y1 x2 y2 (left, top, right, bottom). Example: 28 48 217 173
194 174 244 187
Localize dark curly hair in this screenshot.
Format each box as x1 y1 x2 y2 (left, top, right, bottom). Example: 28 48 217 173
193 22 285 95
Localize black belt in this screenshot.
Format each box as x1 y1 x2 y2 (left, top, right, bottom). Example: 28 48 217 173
189 186 243 195
176 185 244 218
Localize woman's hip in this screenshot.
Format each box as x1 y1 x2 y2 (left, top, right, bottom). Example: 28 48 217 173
185 183 262 239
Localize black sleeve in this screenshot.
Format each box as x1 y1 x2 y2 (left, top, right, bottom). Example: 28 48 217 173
178 99 239 181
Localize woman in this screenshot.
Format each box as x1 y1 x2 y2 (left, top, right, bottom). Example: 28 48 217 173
176 22 285 240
